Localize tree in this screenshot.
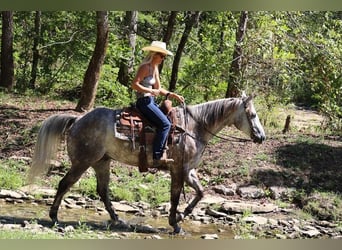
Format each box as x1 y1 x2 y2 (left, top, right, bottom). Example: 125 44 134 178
159 11 178 74
117 11 138 87
29 11 41 89
76 11 109 112
225 11 248 97
0 11 15 90
169 11 200 91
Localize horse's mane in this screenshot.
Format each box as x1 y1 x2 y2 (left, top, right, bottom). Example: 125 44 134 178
186 98 242 127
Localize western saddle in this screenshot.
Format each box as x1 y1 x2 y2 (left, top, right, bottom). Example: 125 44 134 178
116 99 180 172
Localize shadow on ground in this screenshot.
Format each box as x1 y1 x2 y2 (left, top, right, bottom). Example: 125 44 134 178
252 140 342 193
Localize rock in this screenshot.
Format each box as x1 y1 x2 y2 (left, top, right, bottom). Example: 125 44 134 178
111 201 139 213
269 186 295 200
151 235 163 239
212 185 236 196
0 189 26 199
205 208 229 218
8 156 31 162
300 228 321 238
65 203 82 209
275 234 287 239
242 215 268 225
220 200 278 214
199 195 226 204
201 233 219 239
268 218 278 227
278 219 291 227
20 185 56 197
64 225 75 232
237 186 265 199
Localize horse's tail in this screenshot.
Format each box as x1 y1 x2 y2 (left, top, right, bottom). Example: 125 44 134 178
28 114 77 183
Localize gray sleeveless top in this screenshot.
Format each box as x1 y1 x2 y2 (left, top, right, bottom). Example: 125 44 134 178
136 64 156 99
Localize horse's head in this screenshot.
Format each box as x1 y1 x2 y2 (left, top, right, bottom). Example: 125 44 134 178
235 92 266 144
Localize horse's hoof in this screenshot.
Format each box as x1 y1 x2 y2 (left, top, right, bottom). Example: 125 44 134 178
109 219 131 231
170 225 185 235
50 220 59 228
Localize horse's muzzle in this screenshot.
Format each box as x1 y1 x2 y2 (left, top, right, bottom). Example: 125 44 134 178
253 134 266 144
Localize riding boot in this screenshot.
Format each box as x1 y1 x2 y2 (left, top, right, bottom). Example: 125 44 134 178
153 149 174 169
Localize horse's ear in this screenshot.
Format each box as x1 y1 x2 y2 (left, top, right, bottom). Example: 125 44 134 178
245 95 253 103
241 91 250 102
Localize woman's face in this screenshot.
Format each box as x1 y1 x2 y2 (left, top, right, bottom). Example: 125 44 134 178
153 52 166 64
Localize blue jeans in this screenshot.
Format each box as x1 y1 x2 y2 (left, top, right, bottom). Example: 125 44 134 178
136 96 171 160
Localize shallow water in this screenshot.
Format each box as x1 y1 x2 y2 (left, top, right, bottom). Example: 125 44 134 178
0 200 234 239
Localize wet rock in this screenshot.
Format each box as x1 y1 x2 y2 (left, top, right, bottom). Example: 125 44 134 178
205 208 228 218
201 233 219 239
150 235 163 239
237 186 265 199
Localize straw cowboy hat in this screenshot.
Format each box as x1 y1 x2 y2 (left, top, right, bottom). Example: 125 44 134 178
142 41 173 56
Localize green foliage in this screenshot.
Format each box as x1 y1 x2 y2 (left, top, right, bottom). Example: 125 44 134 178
110 167 170 207
0 160 26 189
95 65 132 107
4 11 342 133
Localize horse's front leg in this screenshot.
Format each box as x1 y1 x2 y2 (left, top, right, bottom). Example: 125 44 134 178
183 169 204 218
168 171 185 234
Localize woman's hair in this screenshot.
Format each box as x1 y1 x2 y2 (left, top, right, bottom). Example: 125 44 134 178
141 51 157 65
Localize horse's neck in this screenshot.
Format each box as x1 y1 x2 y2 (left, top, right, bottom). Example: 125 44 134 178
187 98 242 142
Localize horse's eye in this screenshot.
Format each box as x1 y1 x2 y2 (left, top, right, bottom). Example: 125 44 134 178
250 113 256 119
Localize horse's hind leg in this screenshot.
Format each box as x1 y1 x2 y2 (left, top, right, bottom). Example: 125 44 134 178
49 162 89 224
92 157 119 222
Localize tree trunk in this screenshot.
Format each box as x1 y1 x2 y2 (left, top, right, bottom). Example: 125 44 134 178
76 11 109 112
0 11 15 90
159 11 178 74
169 11 200 92
29 11 41 89
117 11 138 87
225 11 248 98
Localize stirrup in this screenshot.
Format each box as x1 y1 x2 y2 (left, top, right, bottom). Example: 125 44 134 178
153 158 174 168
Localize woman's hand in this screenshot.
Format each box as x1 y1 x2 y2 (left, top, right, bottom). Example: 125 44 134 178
150 89 161 96
169 92 185 103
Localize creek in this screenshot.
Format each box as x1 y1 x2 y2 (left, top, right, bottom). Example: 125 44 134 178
0 199 234 239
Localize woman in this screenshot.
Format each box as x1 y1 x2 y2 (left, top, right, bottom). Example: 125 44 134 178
131 41 184 168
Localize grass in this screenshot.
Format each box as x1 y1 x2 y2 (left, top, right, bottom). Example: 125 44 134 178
0 159 27 189
68 164 171 208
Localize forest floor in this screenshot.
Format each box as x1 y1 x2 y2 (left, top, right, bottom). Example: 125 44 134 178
0 93 341 239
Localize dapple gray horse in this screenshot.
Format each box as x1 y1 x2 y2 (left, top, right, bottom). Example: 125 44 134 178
29 93 265 234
